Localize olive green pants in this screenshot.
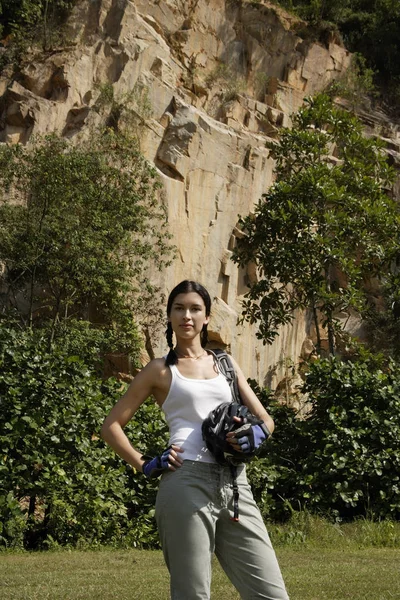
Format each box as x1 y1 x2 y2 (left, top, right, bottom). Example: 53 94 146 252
155 460 289 600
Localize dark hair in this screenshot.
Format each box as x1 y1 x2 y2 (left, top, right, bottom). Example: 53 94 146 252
165 280 211 366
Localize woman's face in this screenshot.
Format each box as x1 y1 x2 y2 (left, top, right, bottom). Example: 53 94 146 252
168 292 209 339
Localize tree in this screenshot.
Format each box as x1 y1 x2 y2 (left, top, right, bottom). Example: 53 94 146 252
0 130 172 355
277 0 400 106
0 0 75 50
0 128 174 549
232 94 400 354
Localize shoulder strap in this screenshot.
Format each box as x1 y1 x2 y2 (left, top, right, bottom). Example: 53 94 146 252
208 349 242 405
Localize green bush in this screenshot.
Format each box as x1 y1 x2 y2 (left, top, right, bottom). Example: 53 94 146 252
0 323 169 549
248 354 400 522
3 323 399 548
299 355 400 519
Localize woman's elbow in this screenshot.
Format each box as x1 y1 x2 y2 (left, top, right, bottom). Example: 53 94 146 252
265 414 275 435
100 417 114 442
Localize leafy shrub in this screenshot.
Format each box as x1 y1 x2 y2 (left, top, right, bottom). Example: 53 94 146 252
248 354 400 521
299 356 400 519
0 323 169 549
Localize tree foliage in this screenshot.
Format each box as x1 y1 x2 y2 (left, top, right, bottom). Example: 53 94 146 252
0 116 174 548
233 94 400 354
0 0 75 49
276 0 400 104
0 130 172 354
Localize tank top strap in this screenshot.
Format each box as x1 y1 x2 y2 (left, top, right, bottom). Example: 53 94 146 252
168 363 178 382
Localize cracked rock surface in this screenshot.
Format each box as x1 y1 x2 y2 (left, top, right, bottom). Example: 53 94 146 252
1 0 398 386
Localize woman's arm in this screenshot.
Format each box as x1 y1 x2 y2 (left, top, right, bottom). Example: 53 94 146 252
101 359 183 473
101 361 159 471
229 355 275 434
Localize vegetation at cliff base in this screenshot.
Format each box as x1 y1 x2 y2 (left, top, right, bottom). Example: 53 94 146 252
0 129 173 549
233 94 400 355
233 94 400 525
249 353 400 522
0 325 168 549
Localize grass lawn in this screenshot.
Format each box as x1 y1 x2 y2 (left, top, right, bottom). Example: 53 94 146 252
1 546 399 599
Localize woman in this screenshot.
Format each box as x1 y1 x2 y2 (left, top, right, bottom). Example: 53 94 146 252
101 280 289 600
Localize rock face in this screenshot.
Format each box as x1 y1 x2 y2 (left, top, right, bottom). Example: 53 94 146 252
0 0 398 387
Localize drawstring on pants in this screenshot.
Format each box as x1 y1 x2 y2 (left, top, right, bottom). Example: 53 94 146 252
229 464 240 522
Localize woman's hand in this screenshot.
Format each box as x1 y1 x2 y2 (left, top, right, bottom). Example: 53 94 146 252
142 444 184 477
226 417 270 453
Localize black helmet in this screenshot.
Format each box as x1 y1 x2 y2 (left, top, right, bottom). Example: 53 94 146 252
202 401 265 466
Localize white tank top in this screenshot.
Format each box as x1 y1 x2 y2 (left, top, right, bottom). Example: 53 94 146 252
161 363 232 463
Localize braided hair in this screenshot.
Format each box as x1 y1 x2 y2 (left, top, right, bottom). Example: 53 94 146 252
165 280 211 366
165 321 177 365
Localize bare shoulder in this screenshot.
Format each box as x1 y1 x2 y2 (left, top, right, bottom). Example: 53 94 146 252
140 357 168 375
133 357 170 386
226 354 245 378
133 357 171 404
137 358 172 406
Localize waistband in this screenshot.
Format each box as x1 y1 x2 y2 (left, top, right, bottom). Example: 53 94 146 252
180 459 246 476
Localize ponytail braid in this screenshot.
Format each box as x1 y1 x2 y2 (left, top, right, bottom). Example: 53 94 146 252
201 324 209 348
165 322 178 366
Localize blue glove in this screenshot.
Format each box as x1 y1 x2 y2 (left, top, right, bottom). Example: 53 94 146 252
142 446 173 478
235 423 270 453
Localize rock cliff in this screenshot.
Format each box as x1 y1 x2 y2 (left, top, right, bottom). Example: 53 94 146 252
1 0 399 390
